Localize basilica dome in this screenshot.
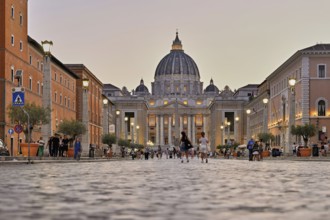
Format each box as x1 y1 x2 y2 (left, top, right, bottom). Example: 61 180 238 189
154 32 200 79
151 32 203 96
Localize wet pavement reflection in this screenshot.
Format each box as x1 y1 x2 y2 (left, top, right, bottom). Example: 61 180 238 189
1 158 330 220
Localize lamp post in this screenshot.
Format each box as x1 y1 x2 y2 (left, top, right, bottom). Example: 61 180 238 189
288 77 296 155
262 98 269 133
124 117 128 140
227 121 231 145
41 40 53 156
103 98 109 134
115 110 120 140
81 78 90 156
131 122 134 143
246 109 251 141
220 125 224 145
235 116 239 143
136 125 140 144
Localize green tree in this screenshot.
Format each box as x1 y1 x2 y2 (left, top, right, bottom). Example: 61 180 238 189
291 124 316 147
101 133 117 147
118 138 130 148
257 132 275 144
8 103 51 142
57 119 86 146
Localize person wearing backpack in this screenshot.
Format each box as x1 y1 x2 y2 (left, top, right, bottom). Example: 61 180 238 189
247 138 255 161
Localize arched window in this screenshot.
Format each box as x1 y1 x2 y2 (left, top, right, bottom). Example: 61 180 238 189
318 100 326 116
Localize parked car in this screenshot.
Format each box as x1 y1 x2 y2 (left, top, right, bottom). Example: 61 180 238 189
0 139 10 156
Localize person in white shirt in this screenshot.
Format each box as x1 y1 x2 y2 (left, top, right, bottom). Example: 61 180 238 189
199 131 209 163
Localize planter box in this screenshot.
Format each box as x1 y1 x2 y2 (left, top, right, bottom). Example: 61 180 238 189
262 151 270 157
20 143 39 157
67 148 74 158
298 147 311 157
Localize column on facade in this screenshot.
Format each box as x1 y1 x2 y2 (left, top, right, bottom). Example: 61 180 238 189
188 115 191 140
168 116 172 145
145 116 149 145
156 115 159 146
192 115 196 144
160 115 164 146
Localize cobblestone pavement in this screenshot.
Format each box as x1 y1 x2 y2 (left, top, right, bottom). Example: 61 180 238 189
1 157 330 220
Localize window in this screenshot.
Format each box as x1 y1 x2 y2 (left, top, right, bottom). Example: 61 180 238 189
54 92 57 102
19 13 23 25
68 98 70 108
318 100 326 116
37 60 40 69
29 55 32 64
11 5 14 18
60 94 62 105
41 63 43 72
318 65 326 78
41 83 44 95
60 74 62 84
54 72 57 81
11 35 14 46
64 97 67 106
11 66 14 82
19 41 23 51
29 76 32 90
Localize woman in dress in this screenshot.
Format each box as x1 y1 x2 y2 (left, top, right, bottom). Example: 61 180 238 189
180 131 191 163
199 131 209 163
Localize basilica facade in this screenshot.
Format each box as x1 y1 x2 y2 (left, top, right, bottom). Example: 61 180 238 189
104 33 257 149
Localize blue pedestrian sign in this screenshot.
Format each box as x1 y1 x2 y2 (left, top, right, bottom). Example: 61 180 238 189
8 128 14 135
12 87 25 107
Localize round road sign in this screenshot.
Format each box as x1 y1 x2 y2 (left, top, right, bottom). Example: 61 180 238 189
14 124 23 134
8 128 14 135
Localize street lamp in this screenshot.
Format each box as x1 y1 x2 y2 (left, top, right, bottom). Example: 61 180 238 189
115 110 120 140
131 122 134 143
81 78 90 157
82 78 89 89
227 121 231 145
288 77 296 155
263 98 269 133
136 125 140 144
103 98 109 134
41 40 53 55
41 40 53 156
246 109 251 141
220 125 224 145
124 117 128 140
235 117 239 143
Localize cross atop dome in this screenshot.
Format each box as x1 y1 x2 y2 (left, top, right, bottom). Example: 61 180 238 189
172 30 183 51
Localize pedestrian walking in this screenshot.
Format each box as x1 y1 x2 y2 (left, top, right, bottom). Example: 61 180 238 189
47 136 53 157
292 142 297 156
199 131 209 163
52 134 60 157
247 138 255 161
62 135 70 157
180 131 192 163
74 137 82 160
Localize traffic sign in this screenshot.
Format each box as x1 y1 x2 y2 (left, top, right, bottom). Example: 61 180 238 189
8 128 14 135
14 124 23 134
12 87 25 107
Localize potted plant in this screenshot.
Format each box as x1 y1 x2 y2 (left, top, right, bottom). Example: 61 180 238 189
101 133 117 158
258 132 275 157
8 103 51 157
291 124 316 157
57 119 86 157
